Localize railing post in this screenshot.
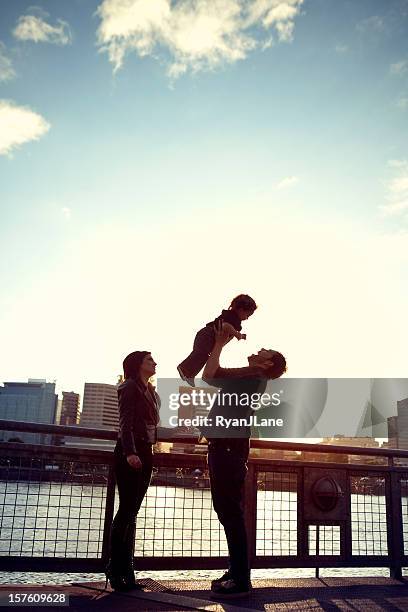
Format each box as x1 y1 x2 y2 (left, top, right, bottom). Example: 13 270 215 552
101 462 116 565
344 471 353 562
299 467 308 563
387 462 404 580
244 462 257 568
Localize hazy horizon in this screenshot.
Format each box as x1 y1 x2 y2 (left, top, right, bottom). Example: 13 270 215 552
1 0 408 397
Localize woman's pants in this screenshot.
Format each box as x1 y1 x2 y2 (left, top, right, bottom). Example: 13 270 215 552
207 438 250 586
108 441 153 576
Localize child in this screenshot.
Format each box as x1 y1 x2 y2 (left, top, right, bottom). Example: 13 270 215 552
177 294 257 386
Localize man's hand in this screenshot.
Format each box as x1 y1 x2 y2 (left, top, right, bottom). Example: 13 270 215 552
126 454 142 470
214 321 235 345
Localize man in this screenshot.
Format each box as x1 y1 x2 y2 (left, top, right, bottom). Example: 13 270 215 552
201 322 286 599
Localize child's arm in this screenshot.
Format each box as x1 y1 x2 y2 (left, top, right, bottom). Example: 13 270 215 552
222 322 246 340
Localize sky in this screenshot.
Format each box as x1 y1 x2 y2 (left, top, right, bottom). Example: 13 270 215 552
1 0 408 401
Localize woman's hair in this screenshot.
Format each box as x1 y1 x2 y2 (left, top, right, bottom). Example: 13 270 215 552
123 351 150 380
262 350 287 380
229 294 257 313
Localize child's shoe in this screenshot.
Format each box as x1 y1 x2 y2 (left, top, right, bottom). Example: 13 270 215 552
177 365 195 387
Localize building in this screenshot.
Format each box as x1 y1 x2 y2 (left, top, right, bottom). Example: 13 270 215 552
321 435 380 448
80 383 118 429
55 398 62 427
386 416 398 449
64 383 118 451
60 391 80 425
0 379 58 444
386 398 408 449
319 435 380 464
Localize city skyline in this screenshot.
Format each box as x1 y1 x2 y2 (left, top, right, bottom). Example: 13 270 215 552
1 0 408 396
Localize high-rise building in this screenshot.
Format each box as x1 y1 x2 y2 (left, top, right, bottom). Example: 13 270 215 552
386 416 398 448
0 379 58 444
64 383 118 451
386 398 408 449
60 391 80 425
55 398 62 426
80 383 118 429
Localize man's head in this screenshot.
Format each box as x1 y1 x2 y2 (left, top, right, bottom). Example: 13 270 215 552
248 348 287 379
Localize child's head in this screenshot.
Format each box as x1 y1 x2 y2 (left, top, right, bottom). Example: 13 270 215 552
229 294 257 320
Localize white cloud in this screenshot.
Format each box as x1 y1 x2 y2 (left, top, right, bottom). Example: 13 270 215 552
62 207 72 220
261 36 273 51
276 175 299 190
390 59 408 76
389 159 408 169
379 160 408 217
13 14 72 45
0 43 16 82
396 96 408 110
0 100 50 156
335 44 348 54
357 15 384 33
96 0 304 77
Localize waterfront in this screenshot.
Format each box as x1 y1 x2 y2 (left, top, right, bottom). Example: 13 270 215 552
0 480 401 584
0 566 402 586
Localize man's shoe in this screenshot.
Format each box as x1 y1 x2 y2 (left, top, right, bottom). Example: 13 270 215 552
210 578 252 599
210 570 232 590
123 580 144 591
122 571 144 590
177 365 195 387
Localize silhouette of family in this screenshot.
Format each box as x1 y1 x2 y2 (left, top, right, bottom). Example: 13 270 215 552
105 295 286 599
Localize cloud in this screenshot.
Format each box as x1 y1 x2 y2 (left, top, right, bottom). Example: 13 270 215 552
0 100 50 156
96 0 304 77
390 59 408 76
0 43 16 82
379 160 408 217
396 96 408 110
276 175 299 190
356 15 384 33
261 36 273 51
13 14 72 45
62 207 72 220
335 44 348 54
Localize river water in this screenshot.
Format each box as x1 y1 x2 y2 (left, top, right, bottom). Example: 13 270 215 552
0 481 405 584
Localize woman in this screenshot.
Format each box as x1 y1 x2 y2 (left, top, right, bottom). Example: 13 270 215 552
201 322 286 599
105 350 160 591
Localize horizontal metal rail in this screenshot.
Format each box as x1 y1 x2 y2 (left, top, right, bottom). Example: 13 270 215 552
1 418 407 457
0 419 407 578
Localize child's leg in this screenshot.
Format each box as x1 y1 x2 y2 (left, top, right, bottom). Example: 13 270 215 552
178 327 215 378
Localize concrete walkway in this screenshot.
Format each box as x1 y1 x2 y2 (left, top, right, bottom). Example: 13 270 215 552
2 577 408 611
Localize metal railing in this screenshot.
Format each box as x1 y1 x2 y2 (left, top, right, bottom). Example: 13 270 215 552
0 419 408 578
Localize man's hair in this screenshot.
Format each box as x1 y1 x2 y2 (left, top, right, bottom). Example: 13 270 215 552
123 350 150 380
263 351 287 380
229 294 257 313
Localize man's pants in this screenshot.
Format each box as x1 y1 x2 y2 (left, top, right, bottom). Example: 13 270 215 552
108 442 153 576
207 438 250 585
178 327 215 378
